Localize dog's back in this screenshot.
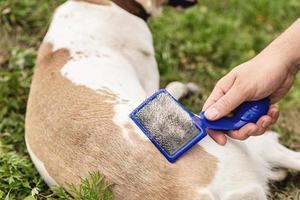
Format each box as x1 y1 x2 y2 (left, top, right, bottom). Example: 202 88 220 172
25 1 218 199
25 1 300 199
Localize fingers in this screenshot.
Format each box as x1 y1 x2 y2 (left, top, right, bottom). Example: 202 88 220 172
226 106 279 140
268 105 280 123
227 123 259 140
208 129 227 145
208 124 258 145
205 84 247 120
254 106 279 134
253 115 272 136
209 106 280 144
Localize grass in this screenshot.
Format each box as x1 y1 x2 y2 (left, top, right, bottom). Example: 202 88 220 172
0 0 300 199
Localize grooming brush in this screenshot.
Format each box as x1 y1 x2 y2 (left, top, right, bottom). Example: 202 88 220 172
130 89 269 163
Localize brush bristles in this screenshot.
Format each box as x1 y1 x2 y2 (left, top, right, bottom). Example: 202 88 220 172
135 93 199 155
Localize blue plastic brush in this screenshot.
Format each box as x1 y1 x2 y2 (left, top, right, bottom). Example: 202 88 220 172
130 89 269 163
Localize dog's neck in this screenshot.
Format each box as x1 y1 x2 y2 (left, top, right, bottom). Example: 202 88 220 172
109 0 167 19
76 0 166 20
112 0 150 21
112 0 167 19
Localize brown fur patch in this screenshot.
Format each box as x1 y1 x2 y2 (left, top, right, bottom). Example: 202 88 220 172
25 42 218 200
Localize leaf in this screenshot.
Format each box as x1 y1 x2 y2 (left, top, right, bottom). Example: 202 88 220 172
24 195 36 200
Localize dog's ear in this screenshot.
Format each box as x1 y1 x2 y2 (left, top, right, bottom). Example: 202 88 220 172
168 0 198 8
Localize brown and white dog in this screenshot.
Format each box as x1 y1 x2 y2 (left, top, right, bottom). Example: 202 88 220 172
25 0 300 199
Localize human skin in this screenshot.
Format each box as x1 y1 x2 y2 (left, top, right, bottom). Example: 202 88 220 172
203 18 300 145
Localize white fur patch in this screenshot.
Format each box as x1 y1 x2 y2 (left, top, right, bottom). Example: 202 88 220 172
45 1 152 53
197 136 269 198
61 52 144 100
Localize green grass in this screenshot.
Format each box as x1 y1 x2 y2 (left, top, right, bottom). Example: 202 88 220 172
1 0 300 199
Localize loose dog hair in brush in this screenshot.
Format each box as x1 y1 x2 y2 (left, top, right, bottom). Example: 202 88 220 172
130 89 207 163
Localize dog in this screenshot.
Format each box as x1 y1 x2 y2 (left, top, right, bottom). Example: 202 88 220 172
25 0 300 199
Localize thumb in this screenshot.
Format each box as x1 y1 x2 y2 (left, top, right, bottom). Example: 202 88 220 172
205 85 246 120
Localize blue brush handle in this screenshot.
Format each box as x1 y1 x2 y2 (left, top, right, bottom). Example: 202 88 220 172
199 98 270 131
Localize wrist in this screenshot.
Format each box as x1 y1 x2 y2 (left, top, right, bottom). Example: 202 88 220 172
252 48 292 74
254 19 300 73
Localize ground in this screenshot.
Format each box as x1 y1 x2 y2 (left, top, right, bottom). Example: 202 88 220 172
0 0 300 199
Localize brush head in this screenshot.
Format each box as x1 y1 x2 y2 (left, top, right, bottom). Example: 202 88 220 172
130 89 207 163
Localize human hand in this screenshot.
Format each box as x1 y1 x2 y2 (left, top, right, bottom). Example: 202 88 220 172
203 57 298 145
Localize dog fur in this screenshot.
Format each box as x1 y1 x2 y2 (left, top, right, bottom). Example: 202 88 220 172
25 1 300 199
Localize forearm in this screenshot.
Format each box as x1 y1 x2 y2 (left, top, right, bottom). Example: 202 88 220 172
255 18 300 73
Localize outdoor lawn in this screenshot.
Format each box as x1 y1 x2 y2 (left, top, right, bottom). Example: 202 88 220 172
0 0 300 199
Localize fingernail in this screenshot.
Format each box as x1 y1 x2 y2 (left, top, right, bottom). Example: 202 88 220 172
270 110 278 119
205 107 219 120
